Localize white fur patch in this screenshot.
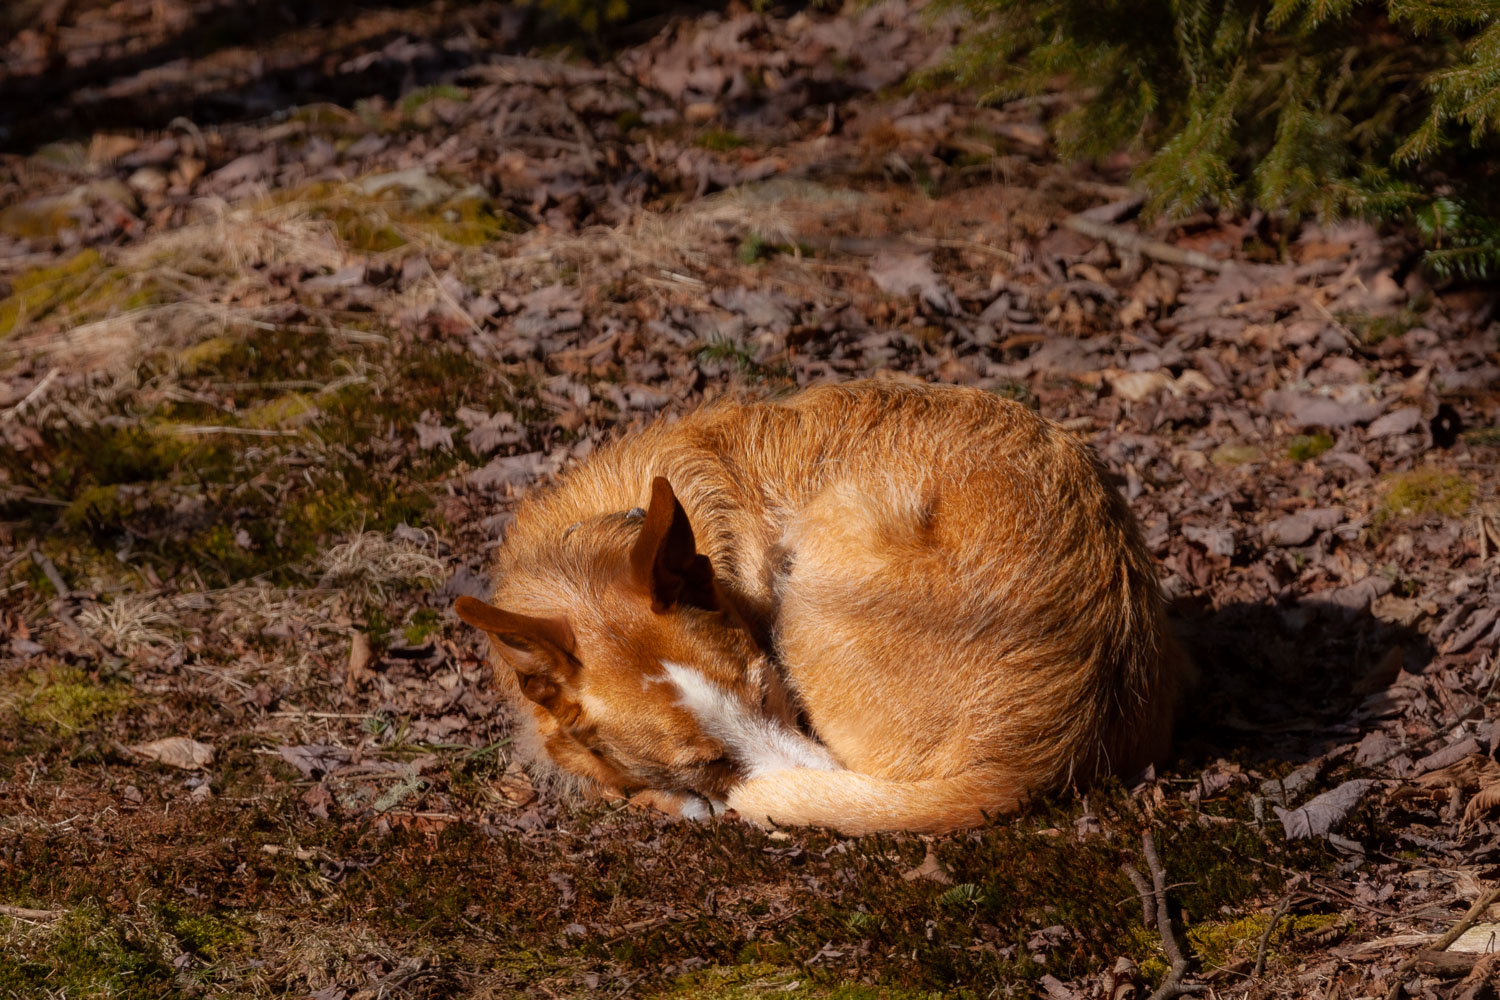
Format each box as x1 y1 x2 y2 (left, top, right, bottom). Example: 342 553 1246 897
677 796 727 821
662 662 841 778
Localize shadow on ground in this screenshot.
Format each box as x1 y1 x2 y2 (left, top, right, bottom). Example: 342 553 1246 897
0 0 517 152
0 0 719 153
1175 597 1432 768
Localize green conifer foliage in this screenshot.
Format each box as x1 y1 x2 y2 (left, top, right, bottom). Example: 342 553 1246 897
537 0 631 33
937 0 1500 276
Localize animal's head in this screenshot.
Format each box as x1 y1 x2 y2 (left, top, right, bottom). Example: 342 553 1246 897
454 477 772 805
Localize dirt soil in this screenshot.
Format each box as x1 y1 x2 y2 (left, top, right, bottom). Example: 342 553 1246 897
2 2 1500 998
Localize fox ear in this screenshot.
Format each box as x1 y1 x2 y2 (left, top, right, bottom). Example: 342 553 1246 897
628 477 717 613
454 596 577 712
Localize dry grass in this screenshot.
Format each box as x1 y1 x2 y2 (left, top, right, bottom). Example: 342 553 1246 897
463 180 813 292
76 595 180 655
69 584 368 700
119 198 349 280
318 530 446 601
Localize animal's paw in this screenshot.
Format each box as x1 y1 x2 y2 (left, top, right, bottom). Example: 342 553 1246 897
675 795 728 821
628 788 725 822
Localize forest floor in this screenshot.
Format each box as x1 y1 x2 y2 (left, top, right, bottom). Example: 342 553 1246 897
2 1 1500 998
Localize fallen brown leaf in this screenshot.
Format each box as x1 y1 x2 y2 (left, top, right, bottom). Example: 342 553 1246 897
900 849 953 884
129 736 215 770
346 631 374 694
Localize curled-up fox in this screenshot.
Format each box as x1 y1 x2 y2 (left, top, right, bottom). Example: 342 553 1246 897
455 380 1189 834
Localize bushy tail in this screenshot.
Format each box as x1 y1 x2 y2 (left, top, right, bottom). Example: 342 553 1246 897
725 768 1024 836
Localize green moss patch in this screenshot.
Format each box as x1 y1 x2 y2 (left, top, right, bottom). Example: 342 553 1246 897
155 902 247 962
1336 309 1421 345
696 128 749 152
275 180 524 253
61 483 140 537
5 666 133 734
0 903 176 999
1463 426 1500 447
428 195 527 247
0 249 172 338
400 84 468 114
242 392 318 429
174 335 237 375
404 608 441 645
0 318 523 588
0 249 104 336
1374 468 1476 526
736 233 769 265
1287 432 1334 462
1183 911 1341 971
1210 443 1265 466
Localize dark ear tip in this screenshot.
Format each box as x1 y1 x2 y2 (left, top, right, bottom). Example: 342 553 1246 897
453 595 488 625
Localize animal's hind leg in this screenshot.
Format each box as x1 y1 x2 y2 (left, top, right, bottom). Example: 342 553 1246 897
772 479 996 778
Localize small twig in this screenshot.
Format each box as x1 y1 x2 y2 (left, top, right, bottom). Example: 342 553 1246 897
1143 833 1187 969
28 542 118 659
52 604 112 658
1062 216 1229 273
1122 863 1156 928
27 541 70 599
910 235 1019 262
1134 831 1203 1000
0 904 65 922
1303 878 1403 918
609 973 647 999
602 915 673 946
1481 651 1500 701
426 258 485 338
1252 896 1294 978
260 844 323 861
168 115 207 158
1415 950 1479 976
1306 297 1372 355
161 425 304 437
1419 884 1500 954
1383 883 1500 1000
554 95 598 171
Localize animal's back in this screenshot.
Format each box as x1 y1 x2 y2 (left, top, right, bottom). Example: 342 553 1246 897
737 384 1177 791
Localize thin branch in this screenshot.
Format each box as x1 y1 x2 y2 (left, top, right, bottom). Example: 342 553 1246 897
909 235 1019 262
160 425 304 437
1134 831 1204 1000
1062 216 1230 273
1428 885 1500 954
0 904 65 922
1253 896 1294 978
1123 863 1157 928
27 541 70 599
1383 883 1500 1000
1144 832 1188 971
28 542 116 659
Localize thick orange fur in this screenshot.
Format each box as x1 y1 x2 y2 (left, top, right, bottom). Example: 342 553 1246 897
456 381 1190 834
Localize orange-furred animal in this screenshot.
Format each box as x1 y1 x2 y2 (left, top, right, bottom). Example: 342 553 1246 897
455 380 1189 835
